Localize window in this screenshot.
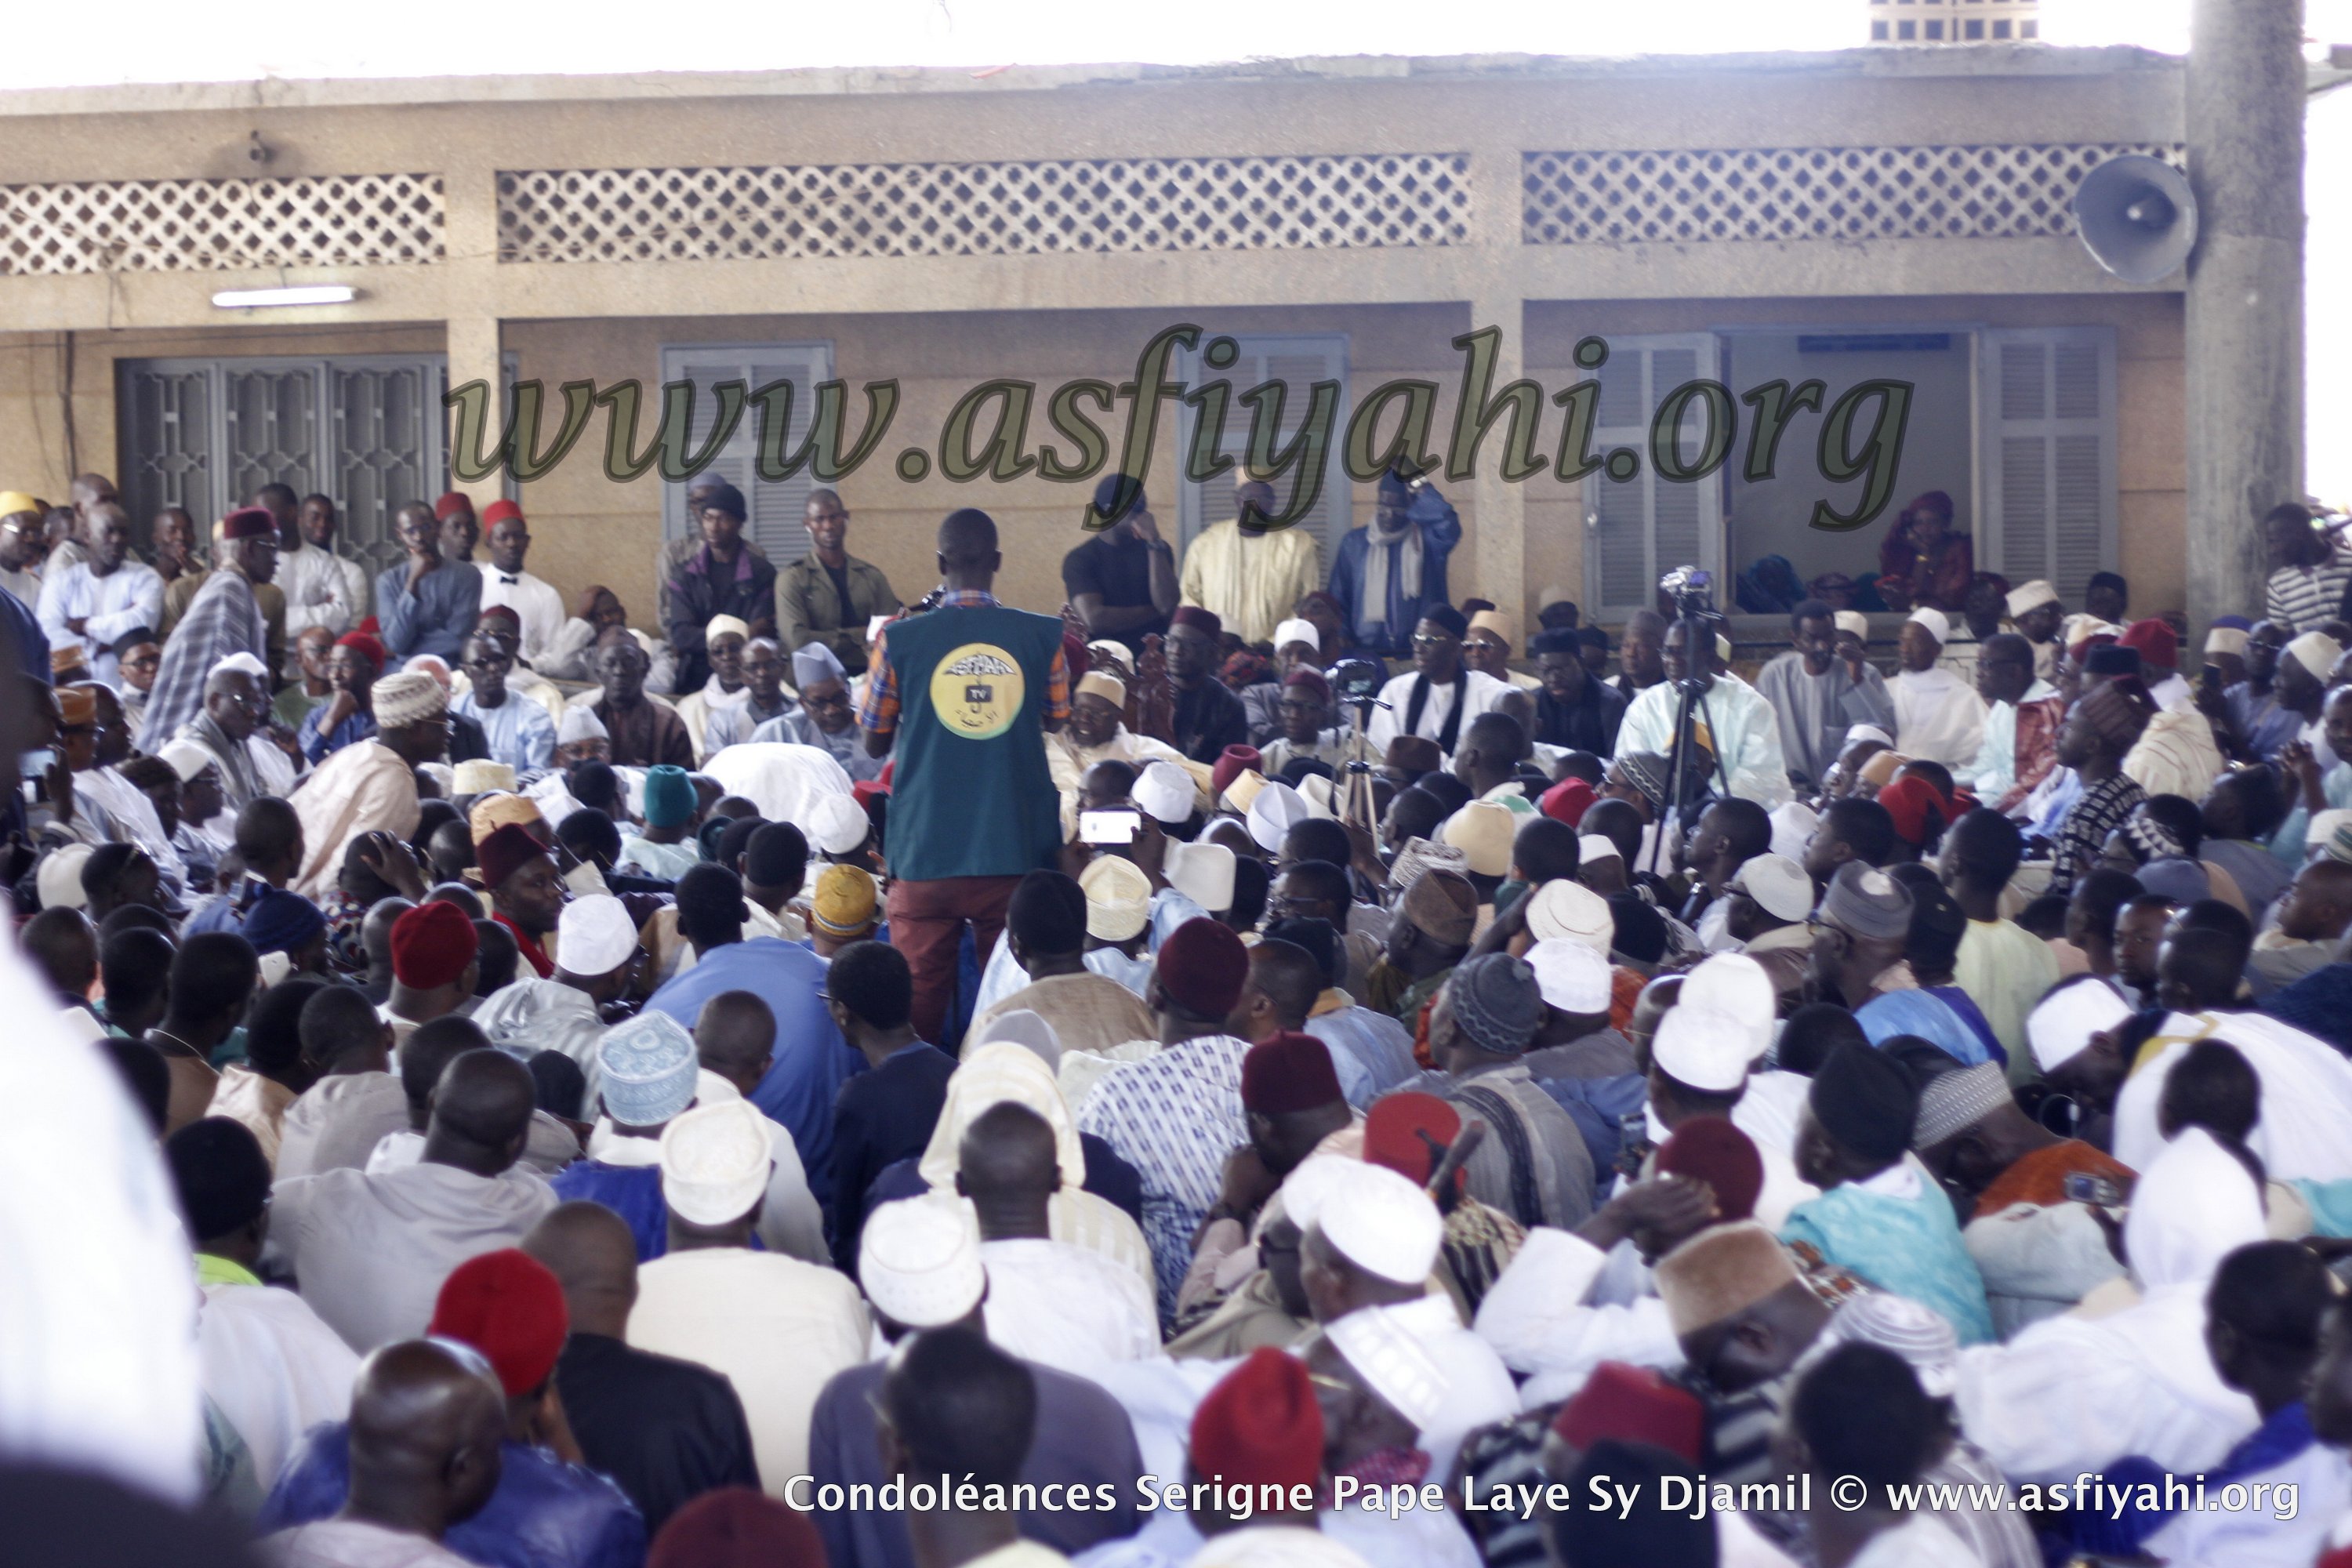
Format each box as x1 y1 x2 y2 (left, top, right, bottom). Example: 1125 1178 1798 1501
1926 20 1944 38
655 342 835 567
1965 19 1984 38
1873 19 1890 37
1174 332 1350 567
1898 20 1917 38
1993 18 2012 37
1976 327 2118 593
1582 334 1724 621
2021 19 2038 37
117 354 499 580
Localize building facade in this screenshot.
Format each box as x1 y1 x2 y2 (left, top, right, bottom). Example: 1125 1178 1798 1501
0 46 2187 637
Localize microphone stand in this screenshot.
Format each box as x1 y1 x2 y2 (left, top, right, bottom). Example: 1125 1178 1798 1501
1646 597 1735 878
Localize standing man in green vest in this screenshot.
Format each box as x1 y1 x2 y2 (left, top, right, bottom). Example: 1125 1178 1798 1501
858 508 1070 1043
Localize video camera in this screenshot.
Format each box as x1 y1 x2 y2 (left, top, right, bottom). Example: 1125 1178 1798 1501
1327 657 1385 707
1659 564 1715 619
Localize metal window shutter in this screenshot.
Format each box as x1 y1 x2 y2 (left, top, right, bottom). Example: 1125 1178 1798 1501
1176 333 1347 572
1978 327 2117 599
118 366 214 535
657 343 835 565
332 362 438 580
1581 334 1724 621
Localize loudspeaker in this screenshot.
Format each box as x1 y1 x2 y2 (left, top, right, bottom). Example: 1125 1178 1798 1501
2074 154 2198 284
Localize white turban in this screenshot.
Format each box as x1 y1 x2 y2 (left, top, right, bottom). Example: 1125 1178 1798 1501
557 704 609 744
1271 618 1319 654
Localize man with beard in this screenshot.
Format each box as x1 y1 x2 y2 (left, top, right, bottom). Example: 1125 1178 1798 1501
1365 604 1511 757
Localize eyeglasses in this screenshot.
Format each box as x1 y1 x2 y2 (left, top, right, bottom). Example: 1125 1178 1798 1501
463 657 509 673
804 690 851 711
1410 633 1457 648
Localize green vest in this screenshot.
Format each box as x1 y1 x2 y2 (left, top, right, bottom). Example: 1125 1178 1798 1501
881 601 1065 883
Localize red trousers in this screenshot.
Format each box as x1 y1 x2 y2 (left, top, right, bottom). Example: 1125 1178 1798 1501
886 873 1019 1047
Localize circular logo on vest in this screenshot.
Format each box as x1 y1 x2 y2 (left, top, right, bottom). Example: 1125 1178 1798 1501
928 643 1025 741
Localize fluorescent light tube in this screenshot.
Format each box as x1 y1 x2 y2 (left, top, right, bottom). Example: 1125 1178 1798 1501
211 285 358 309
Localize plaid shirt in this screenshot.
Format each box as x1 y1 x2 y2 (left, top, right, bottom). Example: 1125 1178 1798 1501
855 589 1071 739
2049 769 2147 897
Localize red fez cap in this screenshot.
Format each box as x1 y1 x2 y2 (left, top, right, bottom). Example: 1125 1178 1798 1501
1189 1348 1323 1501
476 604 523 632
357 615 382 637
1539 776 1596 828
852 779 890 810
434 492 474 521
220 506 276 540
1240 1032 1343 1115
481 499 524 528
476 822 548 894
1363 1091 1461 1186
1171 605 1223 639
333 630 387 672
1874 775 1950 851
1548 1360 1705 1465
1156 917 1250 1019
390 899 480 989
428 1248 568 1397
1063 630 1089 682
1211 744 1263 800
2117 617 2178 670
1654 1114 1763 1223
1283 667 1331 706
650 1490 826 1568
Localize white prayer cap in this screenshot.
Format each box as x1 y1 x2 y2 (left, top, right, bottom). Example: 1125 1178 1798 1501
1574 835 1621 866
974 1010 1062 1073
2026 977 2132 1073
1075 670 1126 708
1313 1160 1443 1287
1842 724 1894 750
217 652 269 680
2310 809 2352 864
1272 618 1319 653
1525 877 1613 953
1833 611 1870 640
1907 607 1951 645
1276 1153 1358 1236
1085 639 1133 672
1526 938 1611 1014
404 654 452 684
1246 780 1309 853
1802 1293 1961 1399
2286 631 2343 681
555 894 640 976
1651 1002 1753 1094
2204 626 2249 659
1440 800 1515 877
1767 802 1817 863
1323 1301 1448 1429
372 671 448 728
1190 1527 1370 1568
804 793 869 855
1724 853 1814 924
451 759 516 797
1297 773 1338 820
35 844 92 912
1912 1062 2014 1150
1134 760 1196 825
659 1099 775 1226
1080 855 1151 942
1682 953 1777 1058
597 1010 701 1127
2125 1125 2267 1293
557 704 609 744
158 738 214 784
792 641 847 689
1165 840 1236 914
2005 579 2059 619
860 1194 985 1328
704 614 751 645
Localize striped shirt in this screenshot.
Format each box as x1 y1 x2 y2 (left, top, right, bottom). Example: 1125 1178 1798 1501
2265 539 2352 633
1074 1033 1252 1315
2050 770 2147 897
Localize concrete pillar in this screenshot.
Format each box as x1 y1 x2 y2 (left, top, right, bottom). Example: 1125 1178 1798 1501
2184 0 2306 629
445 314 506 510
1465 144 1532 630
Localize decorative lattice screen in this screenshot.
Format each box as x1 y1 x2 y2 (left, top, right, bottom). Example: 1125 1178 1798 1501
0 174 444 275
1523 143 2185 245
497 155 1472 263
